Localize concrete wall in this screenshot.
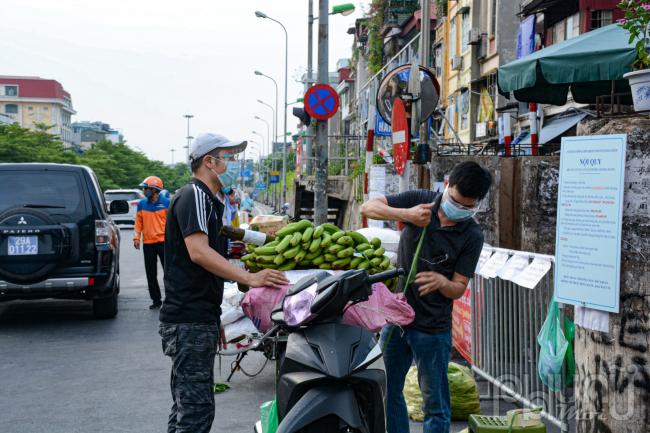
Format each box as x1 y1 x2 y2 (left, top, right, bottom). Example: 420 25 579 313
519 157 560 255
573 118 650 433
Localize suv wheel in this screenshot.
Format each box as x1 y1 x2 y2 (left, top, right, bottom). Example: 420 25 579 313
93 286 118 319
0 207 70 283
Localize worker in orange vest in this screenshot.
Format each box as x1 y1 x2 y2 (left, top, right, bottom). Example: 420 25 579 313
134 176 170 309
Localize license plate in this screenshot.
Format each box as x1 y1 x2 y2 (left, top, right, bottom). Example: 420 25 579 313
8 236 38 256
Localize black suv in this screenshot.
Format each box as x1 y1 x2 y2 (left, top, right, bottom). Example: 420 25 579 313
0 163 128 319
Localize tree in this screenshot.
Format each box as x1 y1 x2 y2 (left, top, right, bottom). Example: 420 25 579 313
0 123 190 192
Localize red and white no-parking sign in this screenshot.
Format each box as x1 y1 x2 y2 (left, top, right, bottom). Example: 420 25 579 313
391 98 409 176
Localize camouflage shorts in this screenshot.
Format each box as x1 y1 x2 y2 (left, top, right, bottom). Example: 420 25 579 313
160 322 220 433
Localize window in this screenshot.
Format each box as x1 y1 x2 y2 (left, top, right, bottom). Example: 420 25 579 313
104 191 143 201
450 17 457 60
43 106 49 111
461 11 471 53
0 171 83 215
459 90 469 131
434 44 444 77
553 19 566 44
5 104 18 114
490 0 497 35
591 10 613 30
28 106 34 111
566 13 580 39
4 85 18 96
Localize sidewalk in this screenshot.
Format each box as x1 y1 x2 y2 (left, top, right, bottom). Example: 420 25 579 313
408 376 561 433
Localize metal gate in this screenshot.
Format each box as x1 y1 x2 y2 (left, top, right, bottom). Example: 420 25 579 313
470 246 572 433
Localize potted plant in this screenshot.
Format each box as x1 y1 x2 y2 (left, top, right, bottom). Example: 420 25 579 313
619 1 650 110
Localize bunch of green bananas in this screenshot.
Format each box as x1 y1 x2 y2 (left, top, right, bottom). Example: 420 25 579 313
240 221 395 284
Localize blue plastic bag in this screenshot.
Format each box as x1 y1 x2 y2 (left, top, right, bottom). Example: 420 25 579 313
537 301 568 391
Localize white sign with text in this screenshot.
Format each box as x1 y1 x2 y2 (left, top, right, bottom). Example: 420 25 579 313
554 134 626 313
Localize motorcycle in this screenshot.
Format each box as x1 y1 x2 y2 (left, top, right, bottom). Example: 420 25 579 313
253 266 404 433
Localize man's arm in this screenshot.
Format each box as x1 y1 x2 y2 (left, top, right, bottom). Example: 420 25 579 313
414 271 469 299
360 196 434 228
133 206 143 249
184 232 288 288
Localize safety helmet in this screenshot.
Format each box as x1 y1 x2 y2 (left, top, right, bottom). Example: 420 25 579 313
140 176 163 191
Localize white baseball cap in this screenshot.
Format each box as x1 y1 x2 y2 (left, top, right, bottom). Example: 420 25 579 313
189 133 247 162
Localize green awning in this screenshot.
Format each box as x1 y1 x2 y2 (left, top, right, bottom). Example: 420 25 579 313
498 24 637 105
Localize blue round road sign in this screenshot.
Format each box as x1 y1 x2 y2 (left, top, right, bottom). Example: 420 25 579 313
304 84 340 120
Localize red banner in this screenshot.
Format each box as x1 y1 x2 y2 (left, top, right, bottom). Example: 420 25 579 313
452 288 472 363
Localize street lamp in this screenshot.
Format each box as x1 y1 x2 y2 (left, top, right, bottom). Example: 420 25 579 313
305 2 355 177
257 99 276 142
183 114 193 164
251 130 265 151
254 116 271 155
254 71 278 147
255 10 289 206
330 3 355 16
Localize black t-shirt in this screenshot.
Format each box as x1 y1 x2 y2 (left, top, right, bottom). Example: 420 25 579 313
160 179 227 324
386 189 484 334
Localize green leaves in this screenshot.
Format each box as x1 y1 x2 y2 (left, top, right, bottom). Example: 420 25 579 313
618 0 650 68
0 123 191 192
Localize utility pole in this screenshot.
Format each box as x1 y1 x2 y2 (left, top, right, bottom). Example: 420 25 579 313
314 0 329 225
183 114 193 164
240 148 245 190
281 27 289 209
306 0 314 176
418 0 431 189
170 148 176 165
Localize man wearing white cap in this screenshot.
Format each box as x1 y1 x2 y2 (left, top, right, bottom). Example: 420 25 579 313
159 133 288 433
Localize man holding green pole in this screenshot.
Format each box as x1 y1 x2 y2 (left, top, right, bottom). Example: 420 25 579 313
360 161 492 433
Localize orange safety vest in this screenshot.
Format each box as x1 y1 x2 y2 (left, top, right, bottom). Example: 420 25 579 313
133 196 170 244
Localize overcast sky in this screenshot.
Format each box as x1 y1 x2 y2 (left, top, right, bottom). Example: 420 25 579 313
1 0 365 164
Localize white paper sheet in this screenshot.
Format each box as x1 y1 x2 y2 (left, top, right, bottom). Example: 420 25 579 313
368 165 387 229
575 306 610 333
475 248 493 274
369 165 386 193
477 251 509 279
512 257 552 289
498 254 531 282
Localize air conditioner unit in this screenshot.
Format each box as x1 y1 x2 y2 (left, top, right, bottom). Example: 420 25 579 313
469 28 481 45
477 36 489 60
451 56 463 70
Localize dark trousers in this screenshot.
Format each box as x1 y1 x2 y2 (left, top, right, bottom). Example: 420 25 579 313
160 322 219 433
143 242 164 303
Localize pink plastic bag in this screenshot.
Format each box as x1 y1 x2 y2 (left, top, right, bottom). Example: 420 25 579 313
241 285 289 332
242 282 415 333
343 283 415 332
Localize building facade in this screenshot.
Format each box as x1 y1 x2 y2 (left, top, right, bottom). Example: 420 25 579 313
0 76 76 148
71 121 123 150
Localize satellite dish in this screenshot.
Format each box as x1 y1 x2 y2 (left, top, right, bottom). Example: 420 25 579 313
376 65 440 125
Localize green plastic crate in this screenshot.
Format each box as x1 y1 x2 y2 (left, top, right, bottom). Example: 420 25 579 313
468 415 546 433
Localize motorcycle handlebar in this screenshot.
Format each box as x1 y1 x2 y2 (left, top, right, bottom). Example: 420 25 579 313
366 267 405 285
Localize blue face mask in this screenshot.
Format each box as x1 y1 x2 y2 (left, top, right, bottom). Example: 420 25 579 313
441 199 475 221
144 190 153 199
211 160 240 190
440 188 478 221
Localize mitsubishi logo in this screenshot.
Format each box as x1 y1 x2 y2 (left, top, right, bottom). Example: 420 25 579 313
17 217 27 225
